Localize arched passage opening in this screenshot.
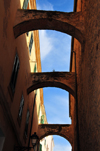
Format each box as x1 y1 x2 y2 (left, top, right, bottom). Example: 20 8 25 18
42 88 71 124
39 135 72 151
53 135 72 151
27 71 75 97
13 10 84 46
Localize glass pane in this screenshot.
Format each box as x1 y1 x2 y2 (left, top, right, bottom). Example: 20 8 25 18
18 95 24 120
10 54 19 93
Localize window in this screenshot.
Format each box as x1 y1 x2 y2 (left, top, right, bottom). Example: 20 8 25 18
22 0 29 9
44 139 46 146
39 144 42 151
10 53 19 94
41 115 44 124
18 95 24 121
34 63 37 72
38 104 40 117
29 33 33 54
24 109 30 138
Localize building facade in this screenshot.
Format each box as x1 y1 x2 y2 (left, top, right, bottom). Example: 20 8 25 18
70 0 100 151
0 0 43 150
0 0 54 151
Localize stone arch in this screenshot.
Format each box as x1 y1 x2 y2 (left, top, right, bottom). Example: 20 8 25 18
37 124 73 146
13 9 85 45
27 72 75 97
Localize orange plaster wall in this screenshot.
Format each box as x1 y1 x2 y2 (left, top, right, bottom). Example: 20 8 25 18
0 0 39 150
71 0 100 150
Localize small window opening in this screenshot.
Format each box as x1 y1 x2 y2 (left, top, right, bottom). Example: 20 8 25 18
24 109 30 138
10 53 19 94
29 33 33 55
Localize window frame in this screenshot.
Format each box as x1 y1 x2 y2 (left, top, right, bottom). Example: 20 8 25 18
29 32 33 55
17 94 24 126
24 108 30 139
8 53 20 100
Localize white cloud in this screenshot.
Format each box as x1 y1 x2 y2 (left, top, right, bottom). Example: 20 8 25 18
37 0 53 11
39 30 71 71
39 30 54 61
54 144 72 151
53 95 69 107
36 0 54 61
52 34 71 66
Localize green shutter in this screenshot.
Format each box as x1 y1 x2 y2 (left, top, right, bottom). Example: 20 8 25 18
41 115 44 124
34 63 36 72
38 104 40 117
39 144 42 151
29 33 33 54
22 0 29 9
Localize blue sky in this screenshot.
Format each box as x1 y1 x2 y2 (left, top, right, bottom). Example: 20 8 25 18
36 0 74 151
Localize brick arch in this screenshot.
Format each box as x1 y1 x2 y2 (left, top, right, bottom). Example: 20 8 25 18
37 124 73 146
27 72 75 97
14 9 84 44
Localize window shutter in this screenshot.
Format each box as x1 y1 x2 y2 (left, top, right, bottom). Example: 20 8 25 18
38 104 40 117
10 54 19 94
22 0 29 9
29 33 33 54
44 139 46 146
41 115 44 124
18 94 24 120
24 109 30 137
39 144 42 151
34 63 36 72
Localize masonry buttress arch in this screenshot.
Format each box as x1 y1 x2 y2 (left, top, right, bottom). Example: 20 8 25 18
13 9 85 45
27 72 75 97
37 124 73 147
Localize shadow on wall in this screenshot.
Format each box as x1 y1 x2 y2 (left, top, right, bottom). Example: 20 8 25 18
0 128 5 151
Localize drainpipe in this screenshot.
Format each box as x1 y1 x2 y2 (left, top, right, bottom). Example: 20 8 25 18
72 50 80 151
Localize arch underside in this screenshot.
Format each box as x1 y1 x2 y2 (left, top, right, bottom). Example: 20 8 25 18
27 72 75 97
38 124 73 146
14 9 84 44
27 81 75 97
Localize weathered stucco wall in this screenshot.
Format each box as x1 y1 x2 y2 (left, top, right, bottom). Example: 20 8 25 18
71 0 100 151
0 0 40 151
